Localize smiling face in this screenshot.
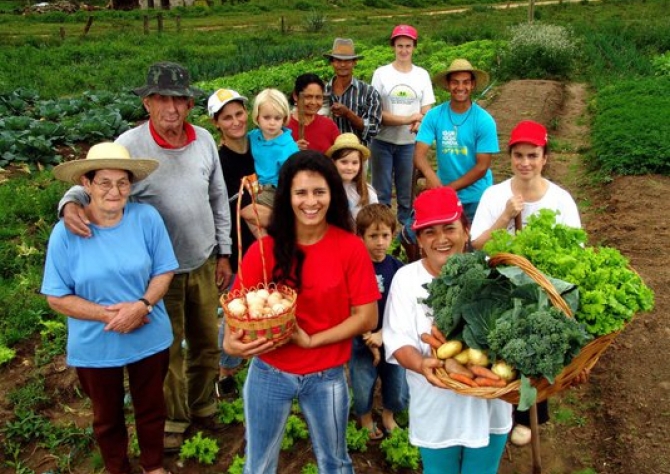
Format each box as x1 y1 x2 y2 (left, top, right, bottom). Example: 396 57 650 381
447 71 475 106
143 94 194 139
416 221 469 276
333 150 362 184
294 82 324 117
393 37 415 63
82 169 132 218
511 142 547 181
256 102 285 140
213 100 248 141
290 170 331 235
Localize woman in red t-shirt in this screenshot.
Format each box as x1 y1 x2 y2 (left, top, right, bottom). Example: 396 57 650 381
287 73 341 153
223 150 380 473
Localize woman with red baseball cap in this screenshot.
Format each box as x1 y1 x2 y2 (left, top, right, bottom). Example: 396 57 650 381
370 24 435 227
470 120 581 446
383 186 512 474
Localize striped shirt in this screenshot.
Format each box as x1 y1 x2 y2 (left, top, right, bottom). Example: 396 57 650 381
325 76 382 147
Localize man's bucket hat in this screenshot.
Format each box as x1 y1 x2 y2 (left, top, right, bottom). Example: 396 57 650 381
133 61 204 98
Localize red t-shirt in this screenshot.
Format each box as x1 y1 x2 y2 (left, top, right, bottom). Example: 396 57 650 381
233 225 380 375
287 114 341 154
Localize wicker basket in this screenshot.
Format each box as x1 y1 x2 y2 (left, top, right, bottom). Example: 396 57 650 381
220 176 297 347
433 252 621 404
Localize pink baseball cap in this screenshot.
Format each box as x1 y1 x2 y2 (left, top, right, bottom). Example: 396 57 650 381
391 24 418 42
411 187 463 231
508 120 548 147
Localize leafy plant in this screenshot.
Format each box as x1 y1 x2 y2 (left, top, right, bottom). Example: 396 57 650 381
227 454 245 474
7 377 50 412
34 318 67 366
281 414 309 451
485 210 655 336
179 431 220 465
301 462 318 474
217 397 245 424
345 420 369 453
379 427 420 470
499 23 580 80
0 345 16 366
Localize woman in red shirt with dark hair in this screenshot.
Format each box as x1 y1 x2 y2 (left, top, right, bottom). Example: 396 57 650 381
223 150 380 474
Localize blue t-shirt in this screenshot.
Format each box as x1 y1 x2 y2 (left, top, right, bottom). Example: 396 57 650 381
416 102 499 204
41 202 178 368
248 127 299 186
373 254 404 332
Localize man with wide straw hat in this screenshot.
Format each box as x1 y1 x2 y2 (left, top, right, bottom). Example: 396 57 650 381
324 38 382 147
44 142 177 474
59 61 233 452
413 58 499 223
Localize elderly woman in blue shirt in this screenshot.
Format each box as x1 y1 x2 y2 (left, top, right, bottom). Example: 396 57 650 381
42 142 178 474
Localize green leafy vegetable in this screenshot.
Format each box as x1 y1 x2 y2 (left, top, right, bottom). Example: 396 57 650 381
484 209 655 336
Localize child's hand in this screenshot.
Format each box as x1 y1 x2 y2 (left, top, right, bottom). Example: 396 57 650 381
296 138 310 151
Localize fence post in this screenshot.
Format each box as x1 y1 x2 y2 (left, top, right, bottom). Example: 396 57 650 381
59 26 65 40
83 15 94 36
176 15 181 33
157 12 163 33
144 15 150 34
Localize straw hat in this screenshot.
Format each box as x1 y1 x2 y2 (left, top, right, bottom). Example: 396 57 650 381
53 142 159 184
323 38 363 61
433 58 490 92
325 133 371 161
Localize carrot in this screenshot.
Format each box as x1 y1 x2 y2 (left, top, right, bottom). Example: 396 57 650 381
420 333 443 351
474 377 507 388
468 365 501 381
431 325 447 344
443 358 474 378
449 373 479 387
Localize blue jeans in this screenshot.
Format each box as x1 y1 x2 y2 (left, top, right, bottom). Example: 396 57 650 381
370 139 415 224
243 357 353 474
349 336 408 416
419 433 508 474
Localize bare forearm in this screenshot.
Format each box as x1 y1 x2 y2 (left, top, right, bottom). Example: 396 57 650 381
392 345 425 374
142 272 174 306
446 161 490 191
47 295 109 323
309 303 377 348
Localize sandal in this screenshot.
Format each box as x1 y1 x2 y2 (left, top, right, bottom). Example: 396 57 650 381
364 423 385 441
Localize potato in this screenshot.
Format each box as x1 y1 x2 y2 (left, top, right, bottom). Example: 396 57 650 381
436 341 463 360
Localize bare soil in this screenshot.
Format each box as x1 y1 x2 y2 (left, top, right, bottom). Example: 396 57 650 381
2 79 669 474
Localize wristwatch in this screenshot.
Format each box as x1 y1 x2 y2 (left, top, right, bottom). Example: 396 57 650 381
139 298 153 313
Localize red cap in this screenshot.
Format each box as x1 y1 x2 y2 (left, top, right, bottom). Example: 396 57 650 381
508 120 548 147
411 187 463 231
391 24 418 42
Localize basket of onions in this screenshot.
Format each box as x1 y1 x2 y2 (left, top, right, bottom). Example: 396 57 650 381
220 175 297 347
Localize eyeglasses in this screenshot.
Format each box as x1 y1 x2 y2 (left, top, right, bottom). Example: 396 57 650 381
92 179 132 192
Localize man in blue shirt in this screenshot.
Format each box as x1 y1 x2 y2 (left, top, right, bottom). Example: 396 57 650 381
413 59 499 223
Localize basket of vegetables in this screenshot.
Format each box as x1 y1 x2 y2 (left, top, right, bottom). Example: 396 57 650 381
422 212 654 409
220 176 297 346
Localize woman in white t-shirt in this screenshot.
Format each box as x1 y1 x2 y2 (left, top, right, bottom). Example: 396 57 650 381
471 120 581 249
370 24 435 225
470 120 581 446
383 187 512 474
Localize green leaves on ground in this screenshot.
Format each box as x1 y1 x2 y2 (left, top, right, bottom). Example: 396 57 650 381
592 77 670 175
379 428 420 470
179 431 220 465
